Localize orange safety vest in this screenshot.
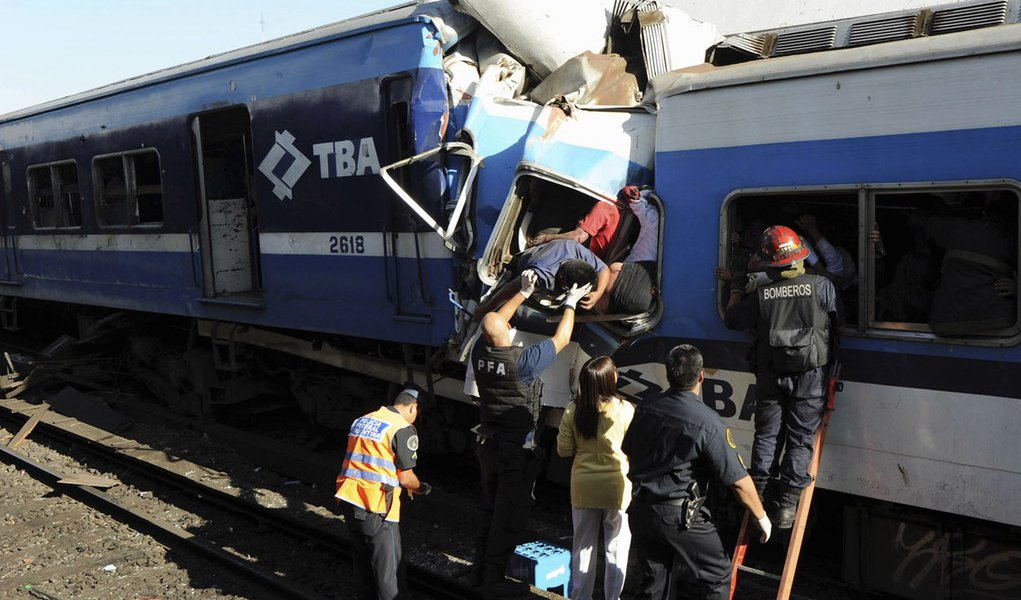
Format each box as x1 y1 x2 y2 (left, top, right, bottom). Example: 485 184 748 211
335 406 411 522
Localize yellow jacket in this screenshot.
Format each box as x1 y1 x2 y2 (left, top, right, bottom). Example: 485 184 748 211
557 397 634 510
335 407 410 522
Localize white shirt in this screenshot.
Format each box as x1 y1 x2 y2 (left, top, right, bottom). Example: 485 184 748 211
624 190 660 263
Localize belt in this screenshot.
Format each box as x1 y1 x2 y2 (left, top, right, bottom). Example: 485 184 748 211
657 497 687 507
634 495 687 507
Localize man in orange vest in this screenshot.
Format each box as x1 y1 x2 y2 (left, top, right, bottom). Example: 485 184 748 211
336 388 429 600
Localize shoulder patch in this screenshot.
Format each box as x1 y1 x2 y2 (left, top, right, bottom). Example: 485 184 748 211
406 434 419 453
725 427 737 449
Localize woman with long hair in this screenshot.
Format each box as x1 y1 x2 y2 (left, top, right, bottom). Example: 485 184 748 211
557 355 635 600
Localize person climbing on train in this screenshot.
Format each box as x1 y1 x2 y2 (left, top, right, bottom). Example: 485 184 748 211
469 270 592 597
723 225 841 529
335 387 431 600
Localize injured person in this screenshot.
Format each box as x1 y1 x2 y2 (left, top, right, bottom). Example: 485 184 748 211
476 239 655 318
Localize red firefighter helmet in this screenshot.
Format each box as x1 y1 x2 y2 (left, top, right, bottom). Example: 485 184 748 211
759 225 809 268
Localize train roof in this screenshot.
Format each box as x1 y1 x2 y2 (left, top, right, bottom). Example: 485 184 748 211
0 1 471 123
648 19 1021 103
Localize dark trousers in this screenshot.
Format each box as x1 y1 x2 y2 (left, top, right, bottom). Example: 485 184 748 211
340 502 405 600
627 502 733 600
750 374 826 488
473 436 541 584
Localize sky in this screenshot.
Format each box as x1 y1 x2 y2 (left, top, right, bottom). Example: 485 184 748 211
3 0 974 116
1 0 404 115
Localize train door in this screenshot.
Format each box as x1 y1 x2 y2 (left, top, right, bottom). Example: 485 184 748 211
0 153 20 284
191 107 262 298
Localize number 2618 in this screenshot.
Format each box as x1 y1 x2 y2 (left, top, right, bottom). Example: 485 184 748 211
329 235 365 254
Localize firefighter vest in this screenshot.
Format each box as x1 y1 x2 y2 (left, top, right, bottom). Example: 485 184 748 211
471 342 543 445
335 406 411 522
756 273 832 373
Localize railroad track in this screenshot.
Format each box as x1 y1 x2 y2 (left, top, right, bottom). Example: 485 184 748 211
0 398 486 600
0 339 891 600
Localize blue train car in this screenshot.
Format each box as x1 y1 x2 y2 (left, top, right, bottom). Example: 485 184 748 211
625 9 1021 598
0 1 660 408
0 2 480 349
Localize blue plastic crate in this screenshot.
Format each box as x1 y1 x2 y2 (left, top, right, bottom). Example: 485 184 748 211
509 540 571 598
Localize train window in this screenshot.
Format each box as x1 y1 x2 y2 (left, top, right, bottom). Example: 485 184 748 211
27 161 82 229
722 184 1020 343
872 188 1019 339
94 150 163 227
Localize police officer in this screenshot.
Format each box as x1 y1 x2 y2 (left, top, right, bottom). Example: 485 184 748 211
724 225 840 528
623 344 770 599
470 270 591 597
335 388 430 600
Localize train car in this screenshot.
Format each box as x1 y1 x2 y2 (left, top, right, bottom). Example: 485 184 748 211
639 3 1021 597
474 1 1021 597
0 1 659 433
0 2 482 346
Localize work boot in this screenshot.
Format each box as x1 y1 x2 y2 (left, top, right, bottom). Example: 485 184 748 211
774 484 804 529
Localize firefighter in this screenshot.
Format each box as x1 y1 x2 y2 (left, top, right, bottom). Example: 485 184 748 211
723 225 840 528
469 270 592 597
335 388 430 600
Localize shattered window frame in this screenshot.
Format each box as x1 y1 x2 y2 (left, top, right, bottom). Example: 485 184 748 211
27 160 83 230
93 149 164 228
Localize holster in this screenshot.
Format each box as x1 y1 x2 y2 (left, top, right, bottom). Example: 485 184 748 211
682 480 706 529
383 484 395 515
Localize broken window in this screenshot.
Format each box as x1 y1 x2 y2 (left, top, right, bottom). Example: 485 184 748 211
27 161 82 229
479 174 663 333
722 184 1019 341
94 150 163 227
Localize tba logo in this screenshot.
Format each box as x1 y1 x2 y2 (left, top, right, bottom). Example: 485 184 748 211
258 130 311 200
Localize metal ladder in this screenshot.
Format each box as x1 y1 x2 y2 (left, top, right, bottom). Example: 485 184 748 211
729 362 841 600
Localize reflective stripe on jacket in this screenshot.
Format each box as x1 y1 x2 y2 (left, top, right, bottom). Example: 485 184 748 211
335 407 410 522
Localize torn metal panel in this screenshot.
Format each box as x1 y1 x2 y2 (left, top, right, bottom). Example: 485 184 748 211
454 0 614 78
518 105 656 199
530 51 641 106
379 141 482 251
615 1 722 79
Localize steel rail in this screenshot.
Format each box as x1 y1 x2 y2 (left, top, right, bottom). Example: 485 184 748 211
0 441 327 600
0 406 483 600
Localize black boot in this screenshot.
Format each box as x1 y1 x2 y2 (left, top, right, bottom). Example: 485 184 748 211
774 484 804 529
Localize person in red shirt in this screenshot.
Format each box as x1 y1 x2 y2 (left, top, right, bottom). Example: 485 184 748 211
530 200 622 259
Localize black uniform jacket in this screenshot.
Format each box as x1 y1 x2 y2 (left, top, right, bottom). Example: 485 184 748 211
622 388 747 503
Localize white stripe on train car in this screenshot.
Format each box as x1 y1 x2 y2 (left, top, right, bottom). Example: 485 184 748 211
656 31 1021 151
259 231 454 259
17 233 191 252
16 231 454 260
